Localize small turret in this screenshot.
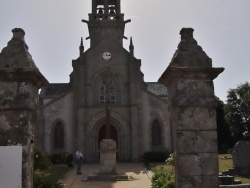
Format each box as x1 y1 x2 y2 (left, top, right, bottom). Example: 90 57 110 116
79 37 84 56
129 37 134 57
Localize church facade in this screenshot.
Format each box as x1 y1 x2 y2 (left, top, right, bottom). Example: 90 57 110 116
37 0 172 162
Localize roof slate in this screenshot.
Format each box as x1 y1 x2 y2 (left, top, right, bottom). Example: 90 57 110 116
40 83 70 98
40 82 167 99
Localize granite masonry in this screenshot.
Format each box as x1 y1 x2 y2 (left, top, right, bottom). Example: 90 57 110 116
0 28 48 188
159 28 224 188
99 139 117 175
0 3 227 188
233 141 250 176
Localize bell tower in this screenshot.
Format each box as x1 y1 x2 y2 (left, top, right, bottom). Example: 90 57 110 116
92 0 121 18
82 0 130 47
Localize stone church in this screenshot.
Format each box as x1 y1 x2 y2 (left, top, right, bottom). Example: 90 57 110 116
38 0 172 162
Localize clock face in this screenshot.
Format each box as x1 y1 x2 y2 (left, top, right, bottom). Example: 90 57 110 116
103 51 111 60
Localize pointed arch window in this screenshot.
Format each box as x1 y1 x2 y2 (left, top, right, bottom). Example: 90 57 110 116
151 120 162 146
99 79 116 104
54 121 64 149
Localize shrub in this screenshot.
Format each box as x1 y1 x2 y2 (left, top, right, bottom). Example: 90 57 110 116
48 153 67 164
152 171 175 188
165 153 174 166
48 153 74 167
34 148 52 170
143 152 170 163
218 144 231 154
34 172 63 188
65 153 74 168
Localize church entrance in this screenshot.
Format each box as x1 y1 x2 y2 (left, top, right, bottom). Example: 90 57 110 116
85 121 131 162
98 124 118 145
98 124 118 160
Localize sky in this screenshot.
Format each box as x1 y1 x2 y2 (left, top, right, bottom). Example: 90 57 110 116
0 0 250 102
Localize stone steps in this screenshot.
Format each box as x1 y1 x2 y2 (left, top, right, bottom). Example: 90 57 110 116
222 168 237 176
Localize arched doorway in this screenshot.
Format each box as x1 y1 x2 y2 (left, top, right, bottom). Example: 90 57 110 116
98 124 118 160
85 115 131 162
98 124 118 145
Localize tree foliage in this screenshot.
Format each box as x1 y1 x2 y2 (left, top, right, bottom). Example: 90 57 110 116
225 82 250 143
216 97 233 150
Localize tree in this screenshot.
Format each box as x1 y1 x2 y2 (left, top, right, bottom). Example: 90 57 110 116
225 82 250 143
216 97 233 151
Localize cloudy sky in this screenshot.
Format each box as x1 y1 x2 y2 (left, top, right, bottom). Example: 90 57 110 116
0 0 250 101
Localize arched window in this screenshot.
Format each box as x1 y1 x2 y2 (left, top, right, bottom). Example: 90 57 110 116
54 121 64 149
151 120 162 146
99 79 116 104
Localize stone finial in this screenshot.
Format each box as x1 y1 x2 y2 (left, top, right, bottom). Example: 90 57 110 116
79 37 84 56
130 37 133 47
169 27 212 68
180 28 194 40
129 37 134 56
0 28 37 70
12 28 25 40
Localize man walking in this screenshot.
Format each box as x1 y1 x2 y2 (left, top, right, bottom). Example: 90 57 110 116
75 150 83 174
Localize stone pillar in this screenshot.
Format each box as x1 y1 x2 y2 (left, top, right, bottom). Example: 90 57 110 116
99 139 117 175
159 28 224 188
0 28 48 188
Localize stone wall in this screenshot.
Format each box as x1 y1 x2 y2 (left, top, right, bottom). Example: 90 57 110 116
42 92 73 153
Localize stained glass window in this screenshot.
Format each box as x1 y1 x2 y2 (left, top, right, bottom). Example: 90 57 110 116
99 80 116 104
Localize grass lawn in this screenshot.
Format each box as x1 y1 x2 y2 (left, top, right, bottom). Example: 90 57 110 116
34 165 71 185
150 154 250 184
219 154 250 184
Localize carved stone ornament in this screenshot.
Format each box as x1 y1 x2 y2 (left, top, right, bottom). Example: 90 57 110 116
100 139 116 151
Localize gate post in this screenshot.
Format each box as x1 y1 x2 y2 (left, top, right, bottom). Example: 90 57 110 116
0 28 48 188
159 28 224 188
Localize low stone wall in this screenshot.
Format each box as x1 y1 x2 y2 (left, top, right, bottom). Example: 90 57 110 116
220 185 250 188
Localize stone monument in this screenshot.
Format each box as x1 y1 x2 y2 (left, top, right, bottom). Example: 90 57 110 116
159 28 224 188
87 138 131 181
0 28 48 188
99 139 117 175
232 140 250 175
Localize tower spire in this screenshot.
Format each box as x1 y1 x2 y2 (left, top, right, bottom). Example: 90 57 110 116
79 37 84 56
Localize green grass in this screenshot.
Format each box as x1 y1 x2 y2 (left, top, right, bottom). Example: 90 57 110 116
219 154 233 172
219 154 250 184
35 165 71 183
150 163 174 174
150 154 250 184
